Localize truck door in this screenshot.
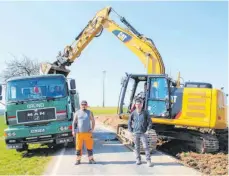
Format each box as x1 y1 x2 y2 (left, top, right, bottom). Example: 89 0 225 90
146 76 170 118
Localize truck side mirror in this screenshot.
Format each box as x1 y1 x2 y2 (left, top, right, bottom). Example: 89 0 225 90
0 85 2 100
121 78 124 85
0 85 2 95
121 77 127 86
70 79 76 90
70 90 76 94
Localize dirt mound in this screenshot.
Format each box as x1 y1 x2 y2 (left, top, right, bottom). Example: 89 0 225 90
178 152 228 175
95 114 127 129
96 115 228 176
158 140 228 176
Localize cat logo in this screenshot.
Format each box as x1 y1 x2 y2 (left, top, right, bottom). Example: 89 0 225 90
112 30 132 43
117 32 128 41
171 96 177 103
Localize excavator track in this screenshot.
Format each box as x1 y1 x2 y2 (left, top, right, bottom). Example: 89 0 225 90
215 128 228 152
116 124 220 154
194 133 219 153
156 128 220 153
116 124 157 154
185 127 227 153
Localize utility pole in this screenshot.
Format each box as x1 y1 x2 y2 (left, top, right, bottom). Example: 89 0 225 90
102 70 106 107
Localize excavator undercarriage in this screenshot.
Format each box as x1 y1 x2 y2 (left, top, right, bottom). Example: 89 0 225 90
155 127 220 153
116 123 227 154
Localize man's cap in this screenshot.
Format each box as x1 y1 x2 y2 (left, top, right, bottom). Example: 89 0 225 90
81 100 88 105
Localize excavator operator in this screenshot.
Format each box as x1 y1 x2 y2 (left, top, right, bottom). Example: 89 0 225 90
52 86 63 97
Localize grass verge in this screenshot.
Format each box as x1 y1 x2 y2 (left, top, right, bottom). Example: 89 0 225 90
0 117 52 175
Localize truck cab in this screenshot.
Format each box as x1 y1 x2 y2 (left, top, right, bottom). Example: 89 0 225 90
0 74 79 152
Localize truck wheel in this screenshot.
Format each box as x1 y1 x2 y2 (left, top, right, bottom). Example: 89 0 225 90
16 144 28 152
16 148 24 152
47 143 55 149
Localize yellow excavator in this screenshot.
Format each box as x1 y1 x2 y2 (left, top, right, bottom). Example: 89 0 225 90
40 6 228 153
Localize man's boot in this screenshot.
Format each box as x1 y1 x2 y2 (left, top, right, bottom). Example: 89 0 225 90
75 160 81 165
147 160 153 167
89 158 96 164
136 159 141 165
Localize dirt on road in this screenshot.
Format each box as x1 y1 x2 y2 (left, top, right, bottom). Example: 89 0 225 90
95 115 228 176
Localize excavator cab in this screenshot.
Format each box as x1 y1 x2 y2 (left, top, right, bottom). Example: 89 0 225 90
117 73 228 153
117 73 174 120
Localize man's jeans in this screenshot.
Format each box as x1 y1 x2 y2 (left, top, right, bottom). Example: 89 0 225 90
133 133 151 161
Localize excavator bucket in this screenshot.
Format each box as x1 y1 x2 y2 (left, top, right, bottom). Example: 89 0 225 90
39 62 70 77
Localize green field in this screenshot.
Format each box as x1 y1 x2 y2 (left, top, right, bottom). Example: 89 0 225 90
89 107 118 115
0 117 52 175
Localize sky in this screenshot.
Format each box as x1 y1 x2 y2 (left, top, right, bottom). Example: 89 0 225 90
0 1 228 107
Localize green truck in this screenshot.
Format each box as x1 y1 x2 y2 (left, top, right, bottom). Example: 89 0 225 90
0 74 79 152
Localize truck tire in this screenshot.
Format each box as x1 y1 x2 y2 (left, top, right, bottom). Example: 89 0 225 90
16 144 28 152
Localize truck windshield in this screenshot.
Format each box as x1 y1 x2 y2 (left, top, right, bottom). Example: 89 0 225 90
6 76 67 102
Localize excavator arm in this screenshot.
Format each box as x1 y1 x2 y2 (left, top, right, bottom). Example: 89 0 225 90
40 6 165 77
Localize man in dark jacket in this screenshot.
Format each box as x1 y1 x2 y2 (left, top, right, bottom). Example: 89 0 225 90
128 98 153 167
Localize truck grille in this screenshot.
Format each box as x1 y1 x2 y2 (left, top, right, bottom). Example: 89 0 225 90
17 108 56 124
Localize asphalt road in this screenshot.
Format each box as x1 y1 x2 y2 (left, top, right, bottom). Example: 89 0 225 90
43 122 201 175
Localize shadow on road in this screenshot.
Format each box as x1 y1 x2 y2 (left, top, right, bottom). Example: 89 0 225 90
70 161 183 166
92 131 118 141
74 161 136 165
98 161 183 166
153 162 183 166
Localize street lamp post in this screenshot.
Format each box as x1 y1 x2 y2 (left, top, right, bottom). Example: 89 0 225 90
102 71 106 107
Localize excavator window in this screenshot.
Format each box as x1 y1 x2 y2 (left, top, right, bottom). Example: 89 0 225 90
118 74 148 114
184 82 212 88
122 77 136 113
147 77 169 117
129 81 147 112
118 75 170 118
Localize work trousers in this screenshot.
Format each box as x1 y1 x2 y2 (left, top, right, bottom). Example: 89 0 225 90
75 132 94 160
133 133 151 161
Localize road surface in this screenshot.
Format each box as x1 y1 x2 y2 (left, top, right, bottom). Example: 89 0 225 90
43 122 201 175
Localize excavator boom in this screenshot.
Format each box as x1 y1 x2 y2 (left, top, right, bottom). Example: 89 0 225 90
40 6 165 76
